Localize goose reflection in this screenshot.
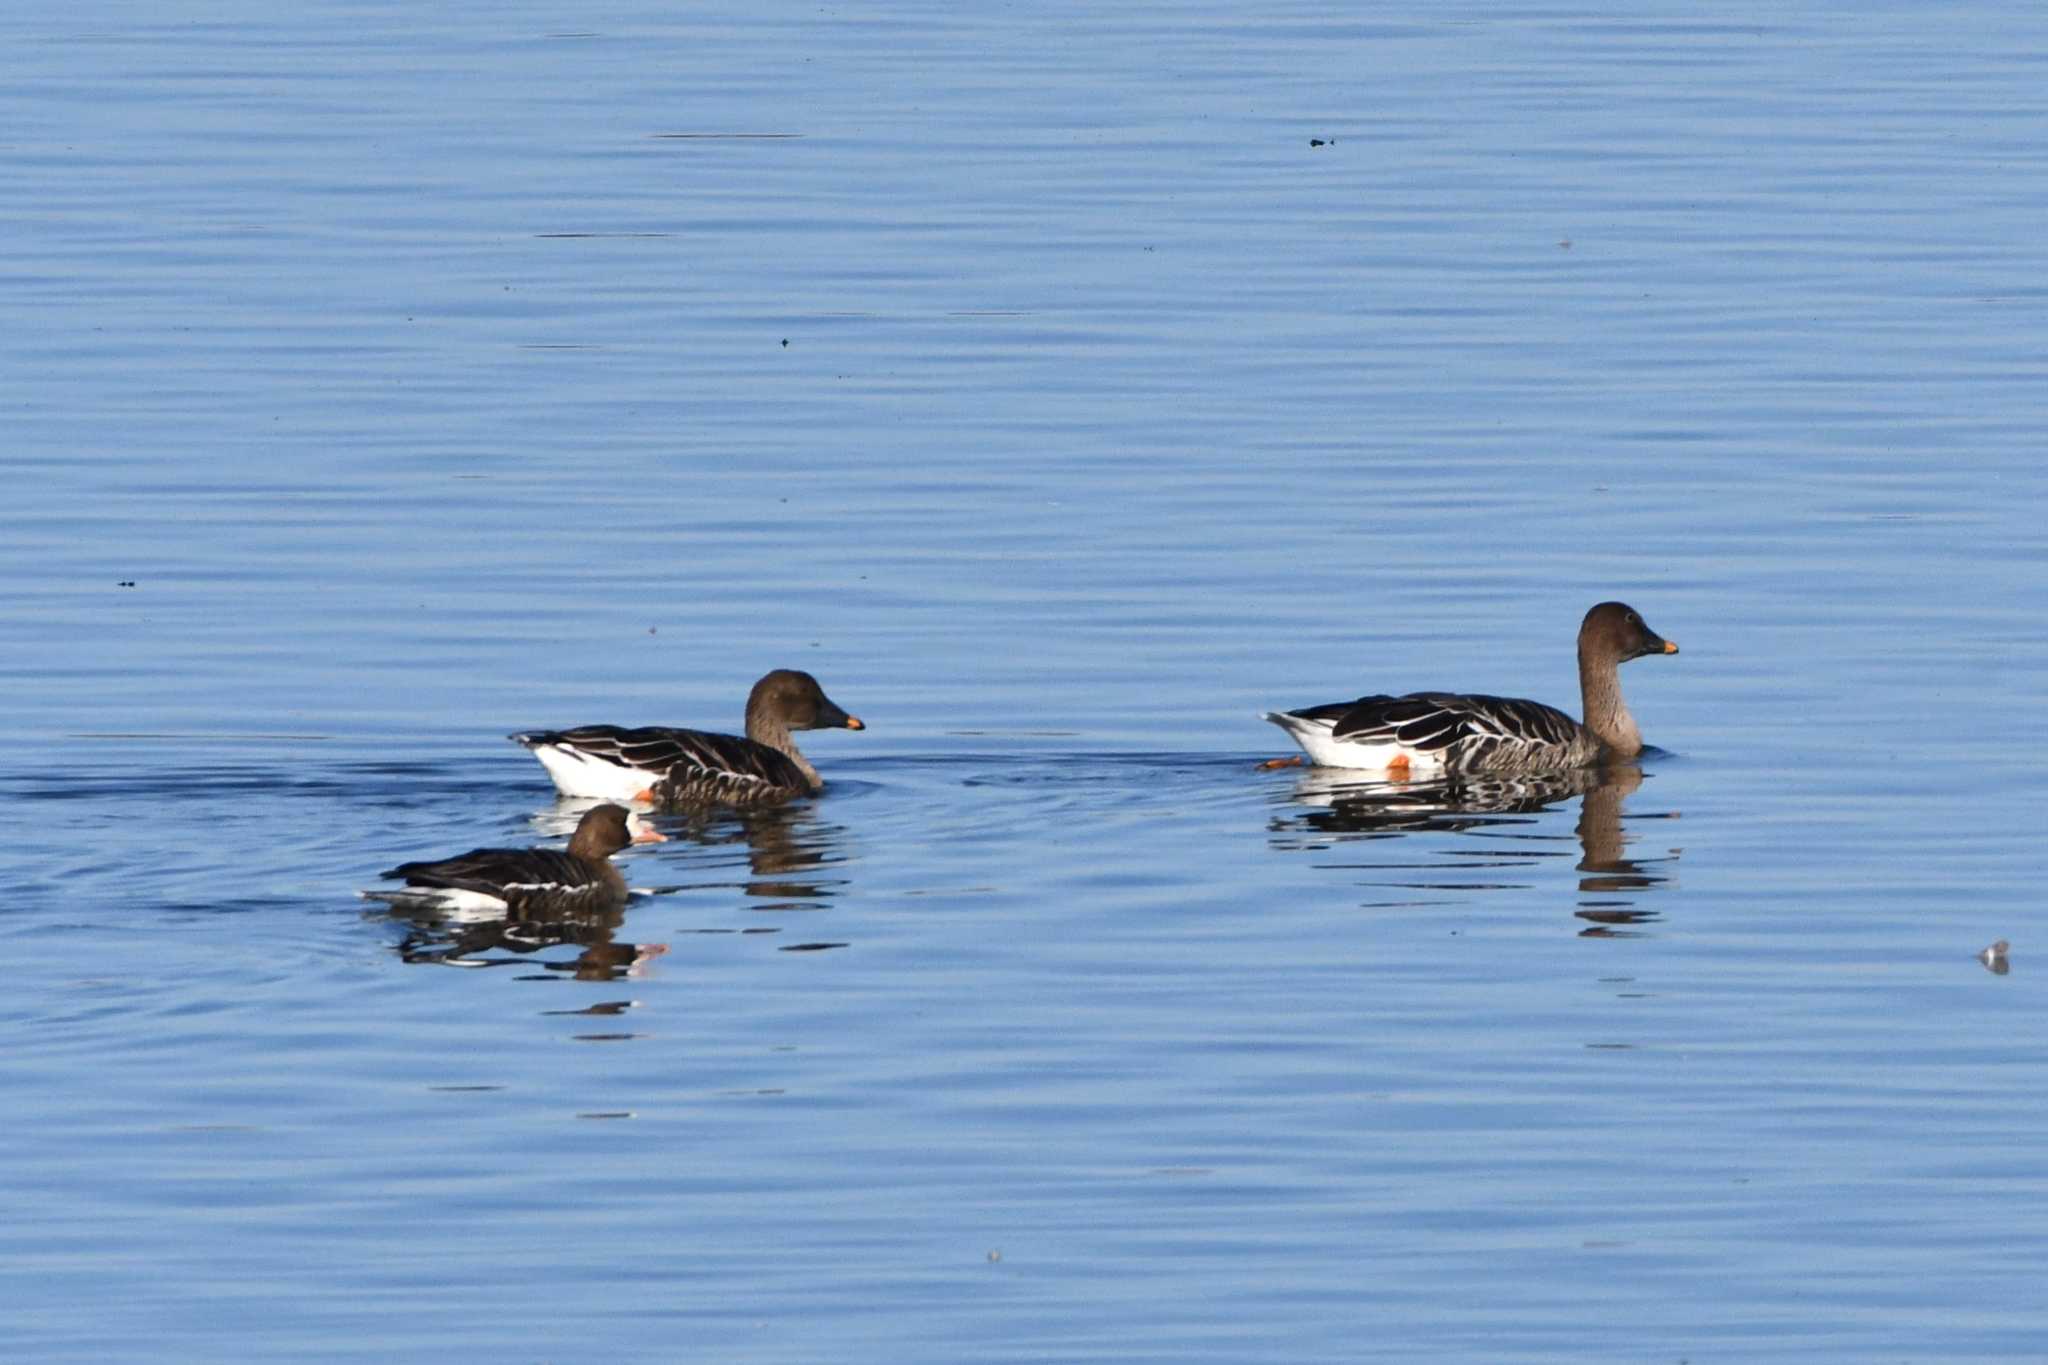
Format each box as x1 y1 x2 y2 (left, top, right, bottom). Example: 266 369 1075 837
372 885 669 979
1269 761 1675 933
629 801 856 953
642 800 852 915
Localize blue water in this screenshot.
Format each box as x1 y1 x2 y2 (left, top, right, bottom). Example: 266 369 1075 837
7 2 2048 1360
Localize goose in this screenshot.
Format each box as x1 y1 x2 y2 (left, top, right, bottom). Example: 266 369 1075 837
511 669 864 806
1263 602 1677 773
360 803 661 916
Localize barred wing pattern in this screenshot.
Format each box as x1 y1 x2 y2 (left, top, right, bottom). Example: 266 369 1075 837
1318 691 1593 771
651 732 817 808
379 847 624 915
515 724 814 806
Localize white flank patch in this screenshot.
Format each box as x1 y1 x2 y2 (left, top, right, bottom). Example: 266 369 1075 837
529 744 658 800
359 887 512 921
1261 711 1446 772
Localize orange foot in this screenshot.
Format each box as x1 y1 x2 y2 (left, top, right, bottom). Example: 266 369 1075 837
1257 756 1306 770
1386 754 1412 774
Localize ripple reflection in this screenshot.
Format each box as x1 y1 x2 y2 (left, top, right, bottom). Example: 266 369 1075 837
1268 762 1677 932
634 801 854 917
371 895 668 979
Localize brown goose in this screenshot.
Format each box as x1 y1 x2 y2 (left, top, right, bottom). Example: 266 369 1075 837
360 803 660 915
1263 602 1678 773
510 669 865 806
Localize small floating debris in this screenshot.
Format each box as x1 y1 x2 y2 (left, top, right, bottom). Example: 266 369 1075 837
1979 939 2010 975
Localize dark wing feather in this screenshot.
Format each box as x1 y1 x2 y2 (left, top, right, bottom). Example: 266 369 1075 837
1327 694 1464 749
512 725 808 791
653 731 814 807
657 730 810 790
382 847 596 896
381 846 626 914
511 725 713 776
1287 696 1396 726
1331 692 1587 768
1451 695 1584 749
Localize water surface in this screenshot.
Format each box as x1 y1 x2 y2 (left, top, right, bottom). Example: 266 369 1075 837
7 3 2048 1360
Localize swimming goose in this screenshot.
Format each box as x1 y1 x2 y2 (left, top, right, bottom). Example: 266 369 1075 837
511 669 865 806
1263 602 1678 773
361 803 661 916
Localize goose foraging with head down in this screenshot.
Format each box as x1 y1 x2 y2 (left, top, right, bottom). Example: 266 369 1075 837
511 669 865 807
360 803 661 916
1263 602 1678 774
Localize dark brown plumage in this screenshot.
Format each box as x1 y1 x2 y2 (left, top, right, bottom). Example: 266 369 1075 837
511 669 865 807
1265 602 1678 773
362 804 638 914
